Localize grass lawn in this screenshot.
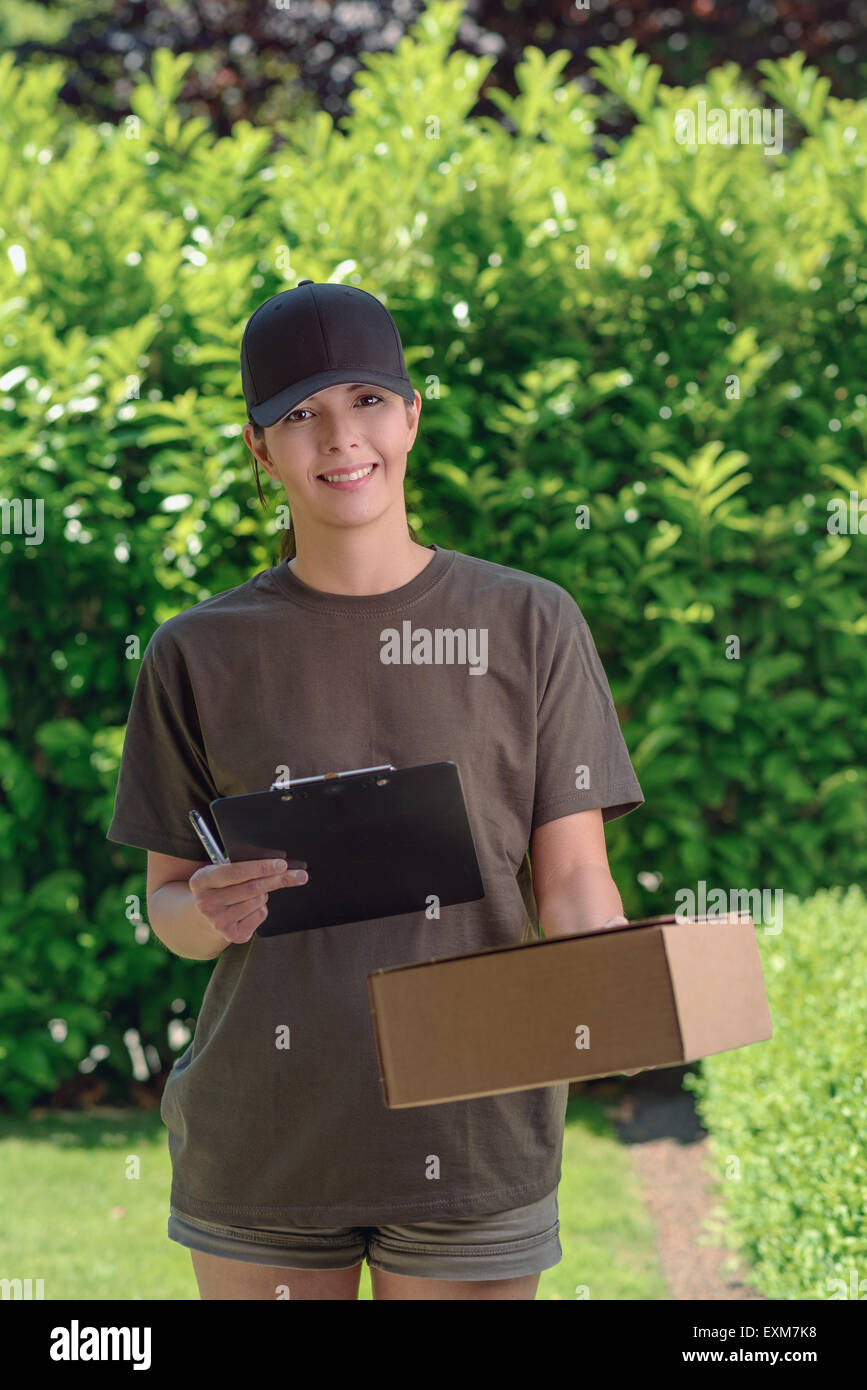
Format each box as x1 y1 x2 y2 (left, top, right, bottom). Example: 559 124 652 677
0 1094 667 1300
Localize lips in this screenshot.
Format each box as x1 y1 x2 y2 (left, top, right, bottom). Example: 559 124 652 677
316 463 379 488
317 463 378 480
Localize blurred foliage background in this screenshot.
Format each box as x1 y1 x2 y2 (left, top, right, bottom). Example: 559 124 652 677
0 0 865 1147
1 0 865 139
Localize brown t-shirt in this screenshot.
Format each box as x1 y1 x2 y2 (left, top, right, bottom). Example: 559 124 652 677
106 543 644 1226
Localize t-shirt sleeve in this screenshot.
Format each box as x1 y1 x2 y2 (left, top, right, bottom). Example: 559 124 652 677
531 590 644 830
105 634 219 859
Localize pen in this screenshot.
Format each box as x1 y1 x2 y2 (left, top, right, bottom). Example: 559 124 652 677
188 808 230 864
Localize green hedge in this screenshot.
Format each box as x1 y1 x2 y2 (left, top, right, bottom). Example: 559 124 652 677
0 0 865 1114
685 885 867 1301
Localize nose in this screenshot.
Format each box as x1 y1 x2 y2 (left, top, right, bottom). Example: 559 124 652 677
318 413 367 456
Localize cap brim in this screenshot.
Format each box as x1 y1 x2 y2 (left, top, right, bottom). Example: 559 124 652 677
249 369 415 427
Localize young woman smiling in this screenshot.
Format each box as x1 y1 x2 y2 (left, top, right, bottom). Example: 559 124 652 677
107 281 644 1301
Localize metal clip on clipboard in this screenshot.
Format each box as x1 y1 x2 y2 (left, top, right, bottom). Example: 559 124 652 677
268 763 396 796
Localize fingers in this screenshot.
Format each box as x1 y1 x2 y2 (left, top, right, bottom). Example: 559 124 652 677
195 858 296 888
200 869 307 909
189 857 310 944
190 859 308 908
230 899 271 941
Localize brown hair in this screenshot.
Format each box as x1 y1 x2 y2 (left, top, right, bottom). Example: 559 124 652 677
250 400 418 564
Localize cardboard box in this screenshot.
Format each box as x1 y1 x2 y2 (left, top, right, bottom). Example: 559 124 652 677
367 912 773 1108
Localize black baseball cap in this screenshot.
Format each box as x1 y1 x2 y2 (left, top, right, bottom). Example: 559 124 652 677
241 280 416 427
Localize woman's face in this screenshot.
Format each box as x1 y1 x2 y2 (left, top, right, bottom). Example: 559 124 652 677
244 381 421 536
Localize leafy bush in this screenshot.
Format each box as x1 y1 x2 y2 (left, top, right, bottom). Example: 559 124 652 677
685 885 867 1301
0 0 865 1115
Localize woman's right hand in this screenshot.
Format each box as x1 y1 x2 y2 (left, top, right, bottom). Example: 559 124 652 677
188 858 308 944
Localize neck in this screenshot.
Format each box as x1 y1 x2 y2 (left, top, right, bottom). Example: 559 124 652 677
287 536 434 596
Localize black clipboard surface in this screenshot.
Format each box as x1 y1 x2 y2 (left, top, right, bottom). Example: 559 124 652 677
208 761 485 937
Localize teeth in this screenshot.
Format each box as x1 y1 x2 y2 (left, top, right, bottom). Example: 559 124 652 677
320 464 374 483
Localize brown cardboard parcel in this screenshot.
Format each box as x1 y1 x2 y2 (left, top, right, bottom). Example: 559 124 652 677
367 913 773 1108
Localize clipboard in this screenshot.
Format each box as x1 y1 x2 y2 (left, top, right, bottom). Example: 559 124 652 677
208 761 486 937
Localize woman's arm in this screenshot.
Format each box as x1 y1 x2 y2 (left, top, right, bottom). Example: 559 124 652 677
146 851 228 960
529 808 626 938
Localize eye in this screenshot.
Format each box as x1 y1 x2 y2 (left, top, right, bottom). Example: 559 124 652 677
282 393 382 423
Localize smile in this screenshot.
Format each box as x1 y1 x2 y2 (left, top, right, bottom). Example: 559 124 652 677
317 463 378 488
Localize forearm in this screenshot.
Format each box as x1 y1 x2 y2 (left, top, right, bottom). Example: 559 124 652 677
536 862 626 939
147 880 228 961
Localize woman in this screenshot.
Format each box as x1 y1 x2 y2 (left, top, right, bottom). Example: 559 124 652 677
107 280 644 1301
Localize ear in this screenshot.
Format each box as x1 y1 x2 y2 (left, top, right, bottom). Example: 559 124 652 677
243 421 266 457
405 392 421 450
